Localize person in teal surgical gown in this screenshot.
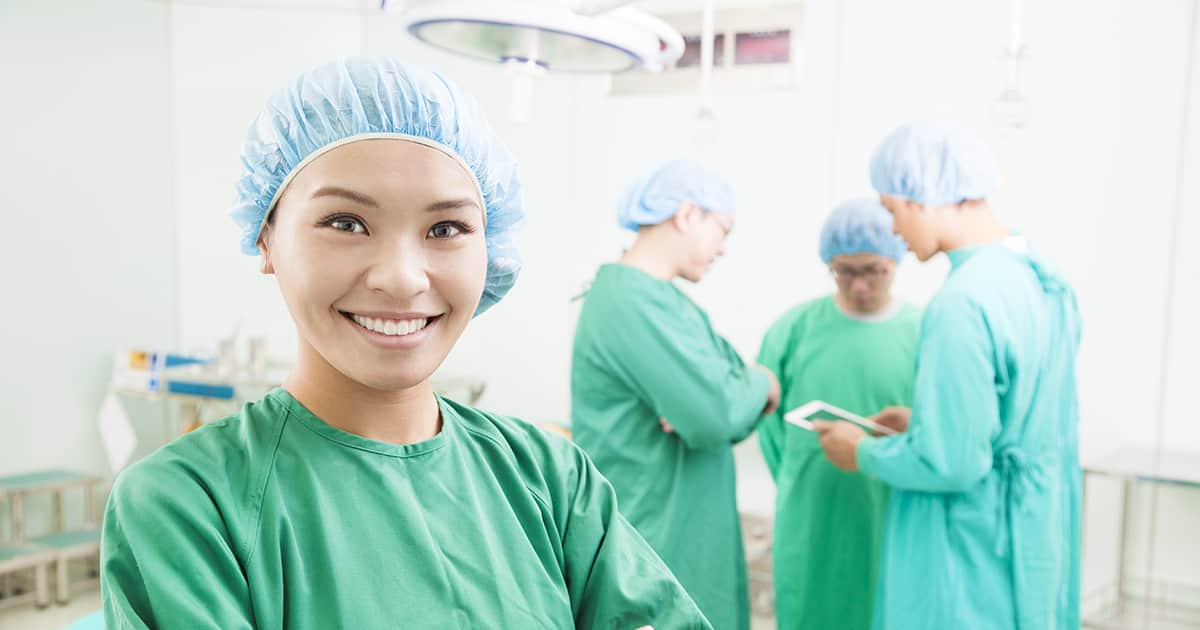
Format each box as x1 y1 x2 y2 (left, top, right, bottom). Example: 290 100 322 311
814 121 1082 630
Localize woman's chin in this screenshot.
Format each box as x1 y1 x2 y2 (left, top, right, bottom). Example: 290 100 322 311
341 366 438 394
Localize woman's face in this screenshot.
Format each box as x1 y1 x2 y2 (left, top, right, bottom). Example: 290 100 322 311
260 139 488 392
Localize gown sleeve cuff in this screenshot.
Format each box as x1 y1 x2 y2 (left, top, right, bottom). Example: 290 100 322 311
857 436 880 477
750 367 771 409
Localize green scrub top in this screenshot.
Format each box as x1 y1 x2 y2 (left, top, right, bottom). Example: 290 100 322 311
101 389 711 629
571 263 770 630
757 295 921 630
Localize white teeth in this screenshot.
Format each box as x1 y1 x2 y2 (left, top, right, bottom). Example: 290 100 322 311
351 314 431 337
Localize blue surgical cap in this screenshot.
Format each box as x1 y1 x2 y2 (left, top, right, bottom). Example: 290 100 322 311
617 160 735 231
229 57 524 315
819 198 908 263
869 121 1000 206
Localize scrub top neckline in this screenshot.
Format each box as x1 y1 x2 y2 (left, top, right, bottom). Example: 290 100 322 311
268 388 454 458
603 262 673 285
831 295 906 323
946 234 1028 270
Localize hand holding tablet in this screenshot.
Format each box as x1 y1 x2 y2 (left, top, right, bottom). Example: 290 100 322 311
783 400 899 436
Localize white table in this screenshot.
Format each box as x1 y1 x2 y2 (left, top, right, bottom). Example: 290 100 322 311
1082 448 1200 630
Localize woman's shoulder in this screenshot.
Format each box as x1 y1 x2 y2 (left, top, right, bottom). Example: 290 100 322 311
107 393 291 533
445 398 578 460
130 392 287 471
443 398 591 502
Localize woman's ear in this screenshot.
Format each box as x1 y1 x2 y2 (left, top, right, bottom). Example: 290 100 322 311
258 229 275 275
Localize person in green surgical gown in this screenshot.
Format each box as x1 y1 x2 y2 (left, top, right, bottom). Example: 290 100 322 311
99 58 709 630
814 122 1082 630
757 198 920 630
571 160 782 630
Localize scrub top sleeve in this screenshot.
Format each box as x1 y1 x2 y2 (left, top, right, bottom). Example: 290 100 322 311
857 298 1000 493
101 462 254 629
560 444 713 629
612 295 770 450
755 323 791 478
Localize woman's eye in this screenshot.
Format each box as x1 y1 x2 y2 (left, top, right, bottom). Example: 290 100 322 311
429 223 464 239
328 217 366 233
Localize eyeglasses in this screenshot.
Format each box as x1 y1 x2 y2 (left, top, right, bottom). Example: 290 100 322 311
830 265 890 281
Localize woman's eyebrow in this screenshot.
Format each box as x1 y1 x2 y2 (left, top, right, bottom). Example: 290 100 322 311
310 188 479 213
311 186 378 207
426 198 481 213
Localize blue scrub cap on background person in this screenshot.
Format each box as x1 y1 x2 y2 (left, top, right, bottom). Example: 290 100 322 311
617 160 735 231
820 198 909 263
869 121 1000 206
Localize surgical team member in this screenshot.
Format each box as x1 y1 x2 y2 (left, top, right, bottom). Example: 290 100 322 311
814 121 1082 630
572 160 782 630
100 58 709 629
757 198 920 630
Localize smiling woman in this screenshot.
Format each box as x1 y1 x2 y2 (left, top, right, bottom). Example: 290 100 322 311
97 57 709 630
260 139 489 406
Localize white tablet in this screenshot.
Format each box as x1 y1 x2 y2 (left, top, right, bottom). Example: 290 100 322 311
783 400 897 436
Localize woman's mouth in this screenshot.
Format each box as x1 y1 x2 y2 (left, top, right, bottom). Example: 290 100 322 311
341 312 442 337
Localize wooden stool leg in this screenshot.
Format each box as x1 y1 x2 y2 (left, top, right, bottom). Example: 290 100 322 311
11 494 24 543
35 563 50 609
55 556 70 605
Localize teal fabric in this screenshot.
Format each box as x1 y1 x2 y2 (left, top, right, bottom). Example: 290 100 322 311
857 243 1082 630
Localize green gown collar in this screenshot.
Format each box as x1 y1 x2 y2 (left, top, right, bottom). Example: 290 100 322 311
268 388 454 458
946 234 1026 270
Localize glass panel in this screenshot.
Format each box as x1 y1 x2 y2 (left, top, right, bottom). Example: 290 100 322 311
734 29 790 65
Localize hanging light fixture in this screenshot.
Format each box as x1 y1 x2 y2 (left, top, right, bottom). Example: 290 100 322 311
683 0 720 155
993 0 1032 129
389 0 685 122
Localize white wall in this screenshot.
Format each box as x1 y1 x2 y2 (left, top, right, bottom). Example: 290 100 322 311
171 4 365 363
1142 0 1200 598
1162 0 1200 487
563 0 1200 598
0 1 174 479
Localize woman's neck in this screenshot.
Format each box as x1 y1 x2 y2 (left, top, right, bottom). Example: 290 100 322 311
283 344 441 445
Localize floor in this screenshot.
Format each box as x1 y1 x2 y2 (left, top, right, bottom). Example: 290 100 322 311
1083 597 1200 630
0 588 99 629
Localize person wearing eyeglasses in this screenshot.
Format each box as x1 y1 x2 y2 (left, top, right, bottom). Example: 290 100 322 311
755 198 920 630
572 160 782 630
